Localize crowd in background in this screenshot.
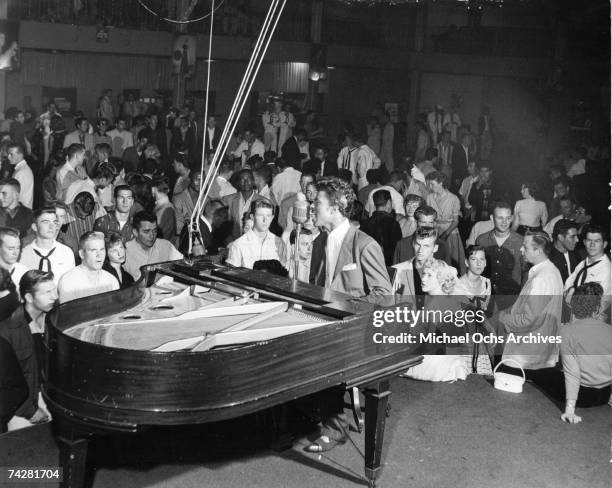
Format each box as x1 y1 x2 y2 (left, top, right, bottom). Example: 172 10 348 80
0 89 610 435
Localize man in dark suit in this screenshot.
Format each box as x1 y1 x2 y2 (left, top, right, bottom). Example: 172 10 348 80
306 177 392 453
170 117 197 161
302 145 339 177
122 130 148 174
0 336 28 433
451 132 472 190
549 219 580 283
281 128 307 169
393 205 449 265
222 169 266 240
204 115 222 156
178 199 229 256
361 189 402 266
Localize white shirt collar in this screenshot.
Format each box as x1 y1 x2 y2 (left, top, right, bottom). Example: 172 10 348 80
328 218 351 241
528 258 551 276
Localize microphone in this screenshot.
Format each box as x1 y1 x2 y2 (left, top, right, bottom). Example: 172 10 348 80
292 192 309 225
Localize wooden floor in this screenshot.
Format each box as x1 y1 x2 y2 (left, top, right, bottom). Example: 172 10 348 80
1 375 609 488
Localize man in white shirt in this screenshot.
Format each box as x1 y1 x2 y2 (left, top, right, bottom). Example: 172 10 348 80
495 231 563 370
125 211 183 281
56 144 89 202
231 129 265 165
58 231 119 303
107 117 134 157
204 115 221 156
306 177 391 453
271 158 301 206
0 227 28 289
20 206 76 284
226 199 286 269
7 143 33 209
354 134 381 191
63 117 95 154
336 133 359 183
208 160 236 200
564 224 611 319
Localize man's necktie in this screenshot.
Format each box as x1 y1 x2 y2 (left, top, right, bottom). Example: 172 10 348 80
33 248 55 273
573 260 601 288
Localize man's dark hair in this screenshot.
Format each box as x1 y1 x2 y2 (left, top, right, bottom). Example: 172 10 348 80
7 142 24 158
570 282 603 319
114 184 133 200
373 189 391 208
582 224 607 242
275 157 290 169
0 178 20 193
92 164 115 182
137 128 149 141
74 117 88 128
294 128 307 139
465 244 485 258
105 231 124 249
552 176 571 189
552 219 578 242
253 166 272 187
366 168 380 185
152 176 170 195
133 210 157 230
414 205 437 221
66 143 86 160
289 227 312 245
173 151 189 167
415 226 438 241
425 170 448 189
219 159 234 175
300 172 317 184
19 270 55 301
317 177 356 218
33 205 57 221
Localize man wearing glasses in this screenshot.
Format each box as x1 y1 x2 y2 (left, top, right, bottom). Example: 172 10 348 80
20 206 75 284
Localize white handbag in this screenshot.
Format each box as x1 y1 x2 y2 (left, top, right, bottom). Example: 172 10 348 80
493 358 525 393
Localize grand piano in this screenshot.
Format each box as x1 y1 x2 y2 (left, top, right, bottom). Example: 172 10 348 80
43 258 423 488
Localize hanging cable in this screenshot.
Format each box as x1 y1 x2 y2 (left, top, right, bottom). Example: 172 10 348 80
190 0 286 228
137 0 227 25
190 0 216 256
187 0 286 256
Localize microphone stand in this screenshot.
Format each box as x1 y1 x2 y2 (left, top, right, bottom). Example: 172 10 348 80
294 222 301 281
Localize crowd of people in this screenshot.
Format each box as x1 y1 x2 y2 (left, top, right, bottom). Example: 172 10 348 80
0 95 610 445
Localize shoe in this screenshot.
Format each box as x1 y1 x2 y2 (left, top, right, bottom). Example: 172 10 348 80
304 434 348 453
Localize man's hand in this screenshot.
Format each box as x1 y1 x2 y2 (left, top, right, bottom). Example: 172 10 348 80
29 408 50 424
561 411 582 424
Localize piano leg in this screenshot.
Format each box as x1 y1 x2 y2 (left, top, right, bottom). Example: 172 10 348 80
363 380 391 488
56 431 90 488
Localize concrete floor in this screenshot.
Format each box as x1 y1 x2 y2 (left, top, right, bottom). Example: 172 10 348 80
1 375 609 488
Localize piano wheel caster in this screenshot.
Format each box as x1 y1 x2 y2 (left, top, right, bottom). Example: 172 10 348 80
385 403 391 417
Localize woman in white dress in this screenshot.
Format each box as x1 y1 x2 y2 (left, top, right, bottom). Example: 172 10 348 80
512 182 548 235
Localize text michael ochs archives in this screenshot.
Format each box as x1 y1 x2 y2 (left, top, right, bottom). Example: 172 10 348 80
370 307 563 345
